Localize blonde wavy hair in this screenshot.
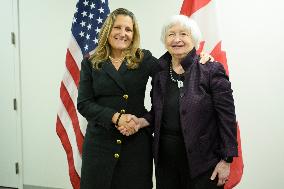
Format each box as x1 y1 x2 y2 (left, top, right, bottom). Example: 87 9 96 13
90 8 143 69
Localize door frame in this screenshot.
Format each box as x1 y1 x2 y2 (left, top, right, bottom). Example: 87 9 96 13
12 0 23 188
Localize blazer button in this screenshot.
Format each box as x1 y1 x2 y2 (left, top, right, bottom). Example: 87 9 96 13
123 94 128 100
116 139 122 144
181 109 186 115
114 153 120 159
120 109 126 114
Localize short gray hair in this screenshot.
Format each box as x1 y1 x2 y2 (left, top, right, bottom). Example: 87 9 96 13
161 15 202 49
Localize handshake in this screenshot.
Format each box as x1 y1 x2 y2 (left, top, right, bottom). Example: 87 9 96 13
112 113 149 136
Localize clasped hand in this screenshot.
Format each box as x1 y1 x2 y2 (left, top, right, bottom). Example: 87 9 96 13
115 114 143 136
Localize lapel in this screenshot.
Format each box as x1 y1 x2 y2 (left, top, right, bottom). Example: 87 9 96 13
158 49 199 98
158 52 171 96
102 60 127 92
157 71 168 96
181 48 199 93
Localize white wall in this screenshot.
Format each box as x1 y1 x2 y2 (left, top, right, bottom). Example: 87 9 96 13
19 0 76 188
217 1 284 188
15 0 284 189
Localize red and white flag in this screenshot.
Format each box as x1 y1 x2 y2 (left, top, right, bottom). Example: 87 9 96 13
180 0 244 188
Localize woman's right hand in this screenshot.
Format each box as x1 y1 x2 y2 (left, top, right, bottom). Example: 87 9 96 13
116 114 140 136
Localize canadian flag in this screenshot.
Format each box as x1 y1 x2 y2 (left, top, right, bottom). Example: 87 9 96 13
180 0 244 188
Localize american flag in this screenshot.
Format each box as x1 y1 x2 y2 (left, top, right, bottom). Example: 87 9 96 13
56 0 109 188
180 0 244 188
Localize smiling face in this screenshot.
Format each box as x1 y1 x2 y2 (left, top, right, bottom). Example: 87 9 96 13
108 15 134 54
165 23 194 60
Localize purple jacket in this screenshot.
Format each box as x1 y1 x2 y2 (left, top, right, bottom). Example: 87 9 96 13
151 49 238 178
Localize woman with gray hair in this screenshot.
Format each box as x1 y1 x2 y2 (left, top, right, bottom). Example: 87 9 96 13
151 15 238 189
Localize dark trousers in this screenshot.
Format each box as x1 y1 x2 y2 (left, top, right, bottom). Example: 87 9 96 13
156 133 223 189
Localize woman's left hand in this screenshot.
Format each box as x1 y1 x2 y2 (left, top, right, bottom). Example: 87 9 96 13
199 52 214 64
210 160 230 186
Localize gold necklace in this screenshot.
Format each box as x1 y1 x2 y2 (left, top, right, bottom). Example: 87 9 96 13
109 56 125 64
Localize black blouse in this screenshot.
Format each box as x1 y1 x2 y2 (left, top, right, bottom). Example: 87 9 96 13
161 68 184 136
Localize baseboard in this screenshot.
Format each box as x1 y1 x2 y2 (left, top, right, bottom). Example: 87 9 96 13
23 185 63 189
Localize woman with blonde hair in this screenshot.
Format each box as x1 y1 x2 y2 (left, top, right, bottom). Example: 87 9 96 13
77 8 157 189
